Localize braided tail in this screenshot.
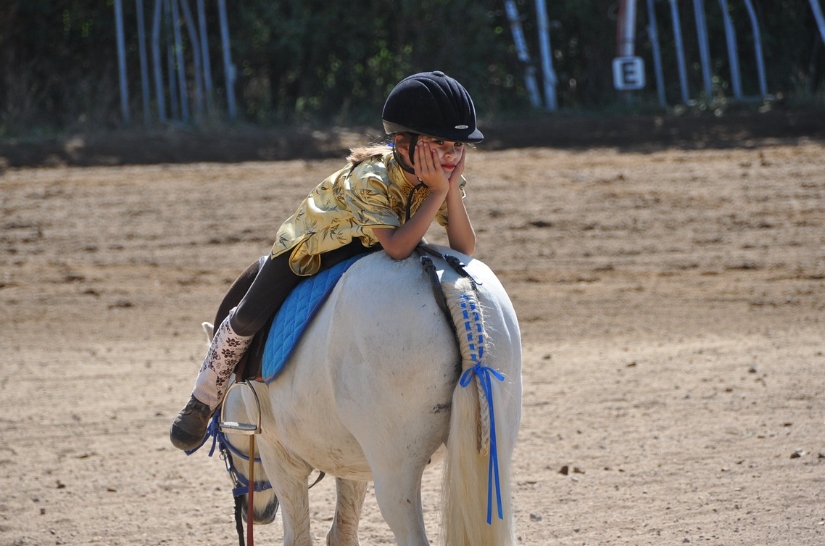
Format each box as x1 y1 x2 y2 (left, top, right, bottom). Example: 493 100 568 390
440 278 515 546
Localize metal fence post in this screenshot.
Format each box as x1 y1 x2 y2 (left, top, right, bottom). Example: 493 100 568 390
136 0 152 124
179 0 205 118
668 0 690 103
197 0 214 110
151 0 167 121
114 0 131 125
535 0 558 110
742 0 768 97
692 0 713 99
217 0 237 120
171 0 190 122
646 0 667 107
504 0 542 109
718 0 742 99
810 0 825 45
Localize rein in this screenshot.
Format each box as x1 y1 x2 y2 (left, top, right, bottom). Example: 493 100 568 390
205 414 272 496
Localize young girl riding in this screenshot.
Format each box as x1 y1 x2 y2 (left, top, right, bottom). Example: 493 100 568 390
170 71 484 451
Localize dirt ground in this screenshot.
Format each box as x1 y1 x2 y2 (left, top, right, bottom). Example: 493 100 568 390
1 129 824 545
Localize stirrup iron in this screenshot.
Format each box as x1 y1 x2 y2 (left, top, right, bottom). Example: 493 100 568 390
220 381 262 435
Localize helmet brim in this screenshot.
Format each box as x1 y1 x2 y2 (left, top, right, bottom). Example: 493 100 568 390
382 120 484 144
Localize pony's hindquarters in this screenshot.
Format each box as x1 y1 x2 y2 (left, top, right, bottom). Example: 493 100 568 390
441 275 522 546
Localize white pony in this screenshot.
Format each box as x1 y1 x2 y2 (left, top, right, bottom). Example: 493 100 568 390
219 245 522 546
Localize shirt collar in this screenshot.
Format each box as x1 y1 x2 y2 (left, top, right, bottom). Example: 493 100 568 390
384 151 417 192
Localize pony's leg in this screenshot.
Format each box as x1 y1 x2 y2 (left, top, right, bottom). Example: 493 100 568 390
254 435 314 546
326 478 367 546
277 479 312 546
371 464 429 546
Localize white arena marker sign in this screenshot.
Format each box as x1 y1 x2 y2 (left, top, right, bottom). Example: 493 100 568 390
612 56 646 90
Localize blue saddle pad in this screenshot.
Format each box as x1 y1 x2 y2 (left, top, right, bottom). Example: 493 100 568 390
262 253 367 383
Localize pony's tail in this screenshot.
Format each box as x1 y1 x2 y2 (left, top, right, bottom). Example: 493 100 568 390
441 280 516 546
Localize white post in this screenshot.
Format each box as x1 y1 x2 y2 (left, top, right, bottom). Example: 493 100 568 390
617 0 638 57
534 0 557 110
718 0 742 99
136 0 152 124
179 0 205 119
197 0 214 108
151 0 167 121
810 0 825 45
669 0 690 103
217 0 237 120
114 0 130 125
171 0 190 122
616 0 639 103
692 0 713 99
504 0 542 109
646 0 667 106
165 0 180 119
743 0 767 97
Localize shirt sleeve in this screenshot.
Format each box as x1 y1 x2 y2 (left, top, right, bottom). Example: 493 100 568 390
343 166 402 229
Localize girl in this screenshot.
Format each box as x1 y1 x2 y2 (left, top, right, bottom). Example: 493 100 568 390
170 71 484 450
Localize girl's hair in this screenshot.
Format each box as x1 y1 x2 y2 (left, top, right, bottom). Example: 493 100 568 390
346 133 410 165
347 132 474 167
346 143 391 165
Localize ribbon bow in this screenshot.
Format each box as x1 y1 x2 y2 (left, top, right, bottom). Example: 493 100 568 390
460 362 506 524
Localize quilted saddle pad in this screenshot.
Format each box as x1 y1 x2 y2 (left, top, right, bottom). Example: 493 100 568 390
262 253 367 383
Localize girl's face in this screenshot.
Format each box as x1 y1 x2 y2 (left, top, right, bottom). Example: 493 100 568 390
396 134 465 176
418 136 465 176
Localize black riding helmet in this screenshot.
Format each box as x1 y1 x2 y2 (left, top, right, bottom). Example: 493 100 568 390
382 71 484 143
382 71 483 170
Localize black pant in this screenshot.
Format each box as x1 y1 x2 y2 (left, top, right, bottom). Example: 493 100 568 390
230 240 374 337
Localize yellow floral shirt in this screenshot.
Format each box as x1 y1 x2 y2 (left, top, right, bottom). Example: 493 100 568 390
271 151 465 276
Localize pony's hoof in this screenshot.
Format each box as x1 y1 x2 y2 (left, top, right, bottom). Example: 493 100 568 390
170 395 212 450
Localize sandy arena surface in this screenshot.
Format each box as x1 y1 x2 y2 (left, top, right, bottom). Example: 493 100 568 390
1 140 824 545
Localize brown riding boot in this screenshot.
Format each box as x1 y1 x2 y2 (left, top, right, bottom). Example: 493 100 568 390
169 395 213 450
170 310 252 450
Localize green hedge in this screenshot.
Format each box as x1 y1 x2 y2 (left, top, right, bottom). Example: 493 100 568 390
0 0 822 134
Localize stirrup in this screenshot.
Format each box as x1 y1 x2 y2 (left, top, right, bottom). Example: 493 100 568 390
220 381 262 435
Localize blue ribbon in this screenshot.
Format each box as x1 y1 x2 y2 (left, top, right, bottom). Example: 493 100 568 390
186 412 264 462
229 472 273 498
460 362 506 524
186 412 273 498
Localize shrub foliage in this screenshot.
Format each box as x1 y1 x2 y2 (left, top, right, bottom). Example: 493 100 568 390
0 0 823 134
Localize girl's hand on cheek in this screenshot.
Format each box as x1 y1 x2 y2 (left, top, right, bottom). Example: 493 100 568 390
414 142 449 193
447 152 465 189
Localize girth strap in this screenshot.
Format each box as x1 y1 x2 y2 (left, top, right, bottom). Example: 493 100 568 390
419 254 452 326
416 244 481 330
416 244 479 285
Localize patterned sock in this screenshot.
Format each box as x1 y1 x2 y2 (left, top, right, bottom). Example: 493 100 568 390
192 309 253 410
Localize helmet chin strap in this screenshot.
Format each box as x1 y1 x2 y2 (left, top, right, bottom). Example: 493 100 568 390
390 133 426 221
392 133 419 175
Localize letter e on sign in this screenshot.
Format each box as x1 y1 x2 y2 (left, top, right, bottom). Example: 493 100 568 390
612 56 645 91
